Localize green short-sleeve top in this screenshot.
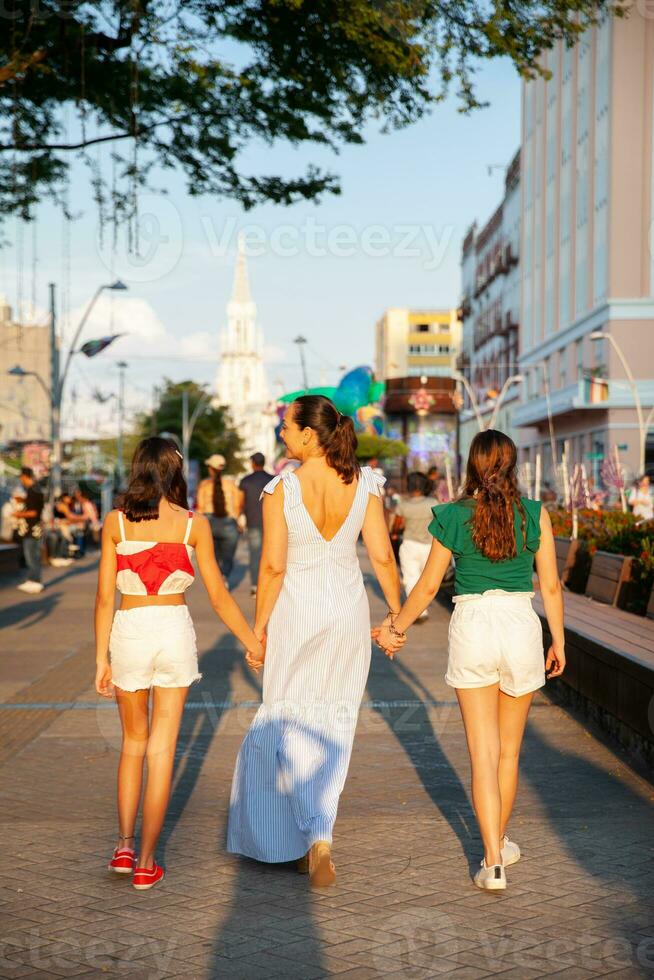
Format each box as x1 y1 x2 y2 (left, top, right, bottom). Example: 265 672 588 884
428 497 542 595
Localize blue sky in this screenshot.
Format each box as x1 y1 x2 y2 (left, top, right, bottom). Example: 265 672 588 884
0 56 521 438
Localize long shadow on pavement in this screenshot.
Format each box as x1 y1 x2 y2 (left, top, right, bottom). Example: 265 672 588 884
365 645 475 861
158 633 261 858
519 718 654 968
0 592 62 629
210 719 337 977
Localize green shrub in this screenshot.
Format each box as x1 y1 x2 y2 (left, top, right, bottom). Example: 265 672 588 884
548 508 654 614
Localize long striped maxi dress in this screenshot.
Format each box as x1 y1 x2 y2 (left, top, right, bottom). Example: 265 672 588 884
226 465 386 862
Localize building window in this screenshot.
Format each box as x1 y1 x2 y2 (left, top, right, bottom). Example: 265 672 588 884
416 323 430 333
576 338 584 380
408 343 437 354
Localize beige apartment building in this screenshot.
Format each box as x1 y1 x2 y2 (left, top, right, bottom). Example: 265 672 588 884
514 11 654 483
0 296 52 446
375 307 461 381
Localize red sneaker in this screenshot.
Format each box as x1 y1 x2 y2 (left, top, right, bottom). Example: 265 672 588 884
133 863 165 890
108 847 136 874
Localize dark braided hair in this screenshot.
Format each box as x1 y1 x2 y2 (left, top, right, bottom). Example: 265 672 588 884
211 471 227 518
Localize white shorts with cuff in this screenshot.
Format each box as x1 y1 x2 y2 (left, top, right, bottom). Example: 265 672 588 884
109 605 202 692
446 589 545 697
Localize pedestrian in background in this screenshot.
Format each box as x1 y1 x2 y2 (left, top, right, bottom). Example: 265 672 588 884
196 454 240 587
14 467 44 594
44 495 74 567
75 487 101 547
427 464 449 503
392 471 435 621
238 452 273 596
1 486 25 542
628 474 653 521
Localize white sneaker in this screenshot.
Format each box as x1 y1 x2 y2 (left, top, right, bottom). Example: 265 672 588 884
500 835 521 867
50 557 71 567
474 861 506 891
17 581 44 594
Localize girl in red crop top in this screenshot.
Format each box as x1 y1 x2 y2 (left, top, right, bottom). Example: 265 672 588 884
94 436 264 889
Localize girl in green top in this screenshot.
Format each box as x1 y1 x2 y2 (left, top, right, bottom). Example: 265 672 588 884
373 430 565 892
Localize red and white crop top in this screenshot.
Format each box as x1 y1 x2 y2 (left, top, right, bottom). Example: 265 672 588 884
115 510 195 596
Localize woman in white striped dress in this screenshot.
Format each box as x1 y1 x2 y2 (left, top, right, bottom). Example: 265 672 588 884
227 395 401 886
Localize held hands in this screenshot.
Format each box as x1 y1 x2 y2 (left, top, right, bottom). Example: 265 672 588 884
95 660 115 699
545 643 566 679
371 612 407 660
245 627 267 672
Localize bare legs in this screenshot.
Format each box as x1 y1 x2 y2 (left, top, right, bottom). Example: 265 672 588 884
456 684 534 867
116 688 149 846
115 686 189 869
497 688 533 835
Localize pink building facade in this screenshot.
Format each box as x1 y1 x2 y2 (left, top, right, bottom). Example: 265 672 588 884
458 151 521 464
514 12 654 485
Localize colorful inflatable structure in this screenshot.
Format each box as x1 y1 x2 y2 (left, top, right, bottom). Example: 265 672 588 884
277 366 385 437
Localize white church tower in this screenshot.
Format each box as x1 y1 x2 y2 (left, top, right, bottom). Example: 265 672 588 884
215 237 276 465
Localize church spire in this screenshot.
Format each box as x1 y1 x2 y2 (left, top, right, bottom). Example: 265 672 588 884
231 234 251 304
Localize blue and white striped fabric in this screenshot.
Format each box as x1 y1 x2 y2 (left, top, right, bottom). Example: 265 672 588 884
226 465 386 862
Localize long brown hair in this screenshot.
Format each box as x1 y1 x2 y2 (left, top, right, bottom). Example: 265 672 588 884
293 394 360 484
211 471 227 518
119 437 189 522
463 429 526 561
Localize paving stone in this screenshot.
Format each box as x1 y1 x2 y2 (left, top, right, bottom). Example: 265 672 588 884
1 548 653 979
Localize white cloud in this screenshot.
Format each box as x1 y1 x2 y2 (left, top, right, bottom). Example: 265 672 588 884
180 330 217 359
263 343 287 364
62 294 214 362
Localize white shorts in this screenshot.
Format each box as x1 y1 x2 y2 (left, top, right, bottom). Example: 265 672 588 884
109 605 202 692
446 590 545 698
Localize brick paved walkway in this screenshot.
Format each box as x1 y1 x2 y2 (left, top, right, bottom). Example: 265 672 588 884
1 546 653 979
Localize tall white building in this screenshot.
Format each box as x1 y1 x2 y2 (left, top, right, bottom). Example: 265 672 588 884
215 240 277 465
514 12 654 482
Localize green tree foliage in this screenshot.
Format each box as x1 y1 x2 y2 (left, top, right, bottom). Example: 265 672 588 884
356 433 408 461
135 379 244 474
0 1 620 222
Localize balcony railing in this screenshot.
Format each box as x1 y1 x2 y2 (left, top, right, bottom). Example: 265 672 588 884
512 377 654 428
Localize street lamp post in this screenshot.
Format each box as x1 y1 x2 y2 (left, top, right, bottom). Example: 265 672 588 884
590 331 646 475
488 374 525 430
8 279 128 502
181 389 212 482
452 371 484 431
116 361 128 487
530 360 557 467
52 279 127 496
293 335 309 390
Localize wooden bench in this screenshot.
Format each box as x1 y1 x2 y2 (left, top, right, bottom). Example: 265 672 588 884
534 589 654 766
647 589 654 621
585 550 632 606
554 536 582 586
